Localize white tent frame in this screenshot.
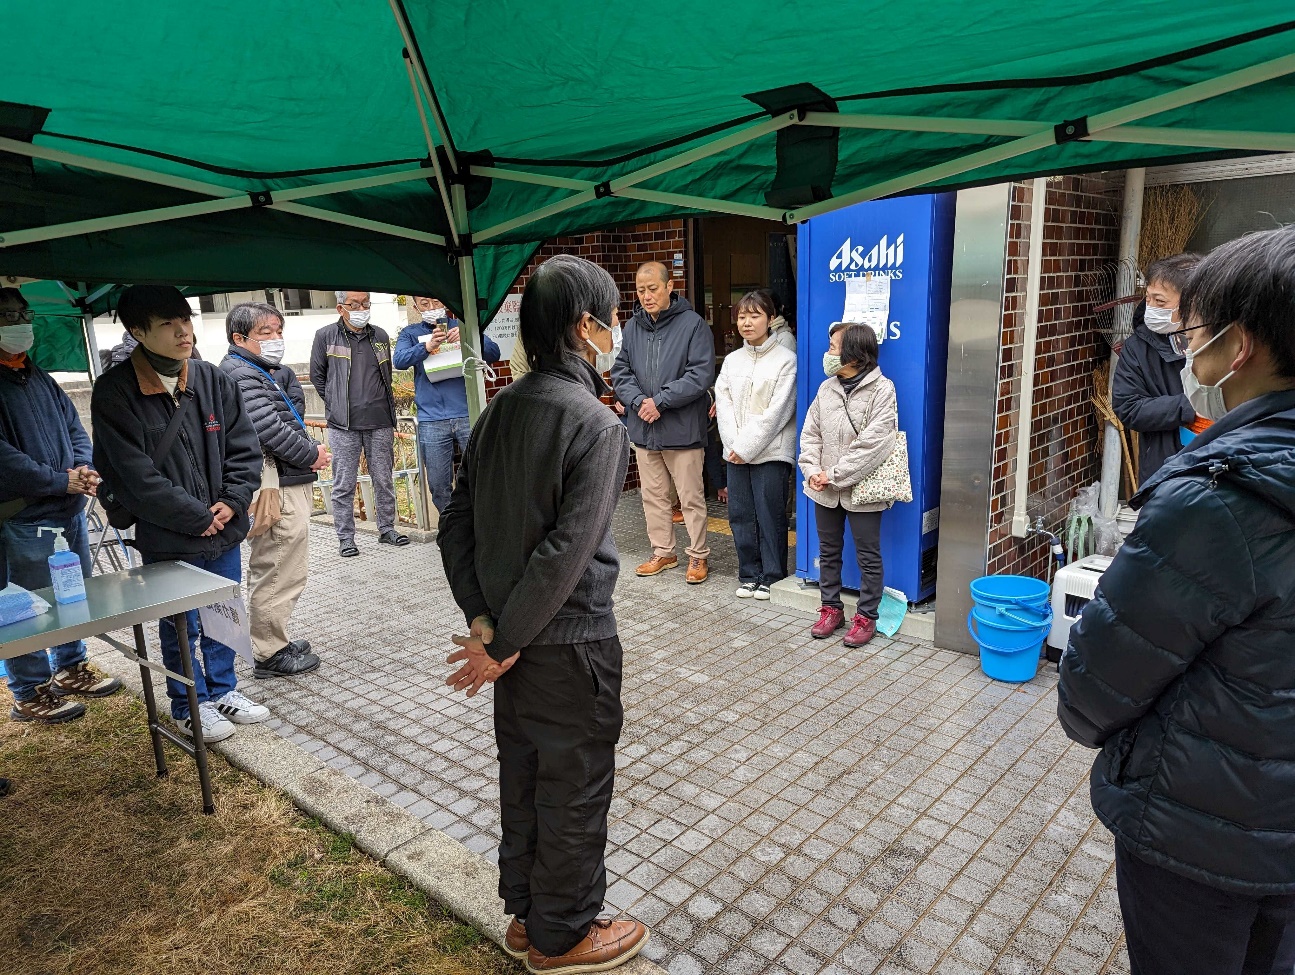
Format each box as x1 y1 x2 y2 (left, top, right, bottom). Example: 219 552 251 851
4 31 1295 419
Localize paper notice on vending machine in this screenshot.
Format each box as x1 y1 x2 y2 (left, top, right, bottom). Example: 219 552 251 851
843 275 891 343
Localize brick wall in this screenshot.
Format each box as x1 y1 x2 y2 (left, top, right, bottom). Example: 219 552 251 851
481 220 689 494
986 176 1122 577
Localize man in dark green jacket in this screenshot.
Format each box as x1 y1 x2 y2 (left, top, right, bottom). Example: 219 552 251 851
1059 227 1295 975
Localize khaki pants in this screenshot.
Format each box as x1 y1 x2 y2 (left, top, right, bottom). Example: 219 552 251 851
635 447 710 561
247 482 313 662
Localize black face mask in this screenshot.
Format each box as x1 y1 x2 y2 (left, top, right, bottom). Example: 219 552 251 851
139 343 184 377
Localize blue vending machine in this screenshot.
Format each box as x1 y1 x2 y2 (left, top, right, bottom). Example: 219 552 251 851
796 193 955 602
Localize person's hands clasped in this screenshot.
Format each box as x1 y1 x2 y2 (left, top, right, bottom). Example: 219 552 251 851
808 471 830 492
728 451 746 465
203 500 237 537
447 615 519 697
64 465 100 496
311 444 332 471
638 397 661 423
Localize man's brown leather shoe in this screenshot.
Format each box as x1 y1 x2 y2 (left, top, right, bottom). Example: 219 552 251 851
685 557 709 585
636 555 678 577
504 917 530 959
525 918 649 974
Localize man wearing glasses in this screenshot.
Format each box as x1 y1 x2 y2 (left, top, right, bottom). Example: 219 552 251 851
0 287 122 723
310 291 408 557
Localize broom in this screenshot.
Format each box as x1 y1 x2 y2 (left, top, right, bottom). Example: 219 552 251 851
1092 361 1139 496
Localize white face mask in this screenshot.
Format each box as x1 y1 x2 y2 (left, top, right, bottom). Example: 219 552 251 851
586 317 622 373
1180 323 1237 422
1143 305 1178 334
0 324 35 355
257 338 285 364
823 352 843 377
420 309 448 326
345 309 371 329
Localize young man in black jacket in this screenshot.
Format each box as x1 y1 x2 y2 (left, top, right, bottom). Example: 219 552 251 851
1060 228 1295 975
0 287 121 723
92 285 265 744
439 255 648 974
221 302 326 679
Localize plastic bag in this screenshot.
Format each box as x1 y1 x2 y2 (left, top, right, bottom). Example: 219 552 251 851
0 582 52 627
1066 483 1121 558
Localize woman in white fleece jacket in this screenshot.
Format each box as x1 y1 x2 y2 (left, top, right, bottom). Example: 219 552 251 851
715 291 798 600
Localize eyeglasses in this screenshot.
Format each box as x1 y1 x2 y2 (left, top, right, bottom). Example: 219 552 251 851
341 300 371 311
1169 322 1216 356
0 308 33 323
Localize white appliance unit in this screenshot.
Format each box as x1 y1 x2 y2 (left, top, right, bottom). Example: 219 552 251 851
1045 555 1113 661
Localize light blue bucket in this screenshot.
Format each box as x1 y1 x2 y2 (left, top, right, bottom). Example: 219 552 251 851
968 575 1053 682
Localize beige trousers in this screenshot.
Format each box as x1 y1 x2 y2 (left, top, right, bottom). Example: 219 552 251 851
635 447 710 561
247 481 313 662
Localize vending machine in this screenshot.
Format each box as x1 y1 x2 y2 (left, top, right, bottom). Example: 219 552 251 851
795 193 955 602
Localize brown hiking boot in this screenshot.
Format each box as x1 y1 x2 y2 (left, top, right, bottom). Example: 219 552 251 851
50 662 123 698
505 917 530 959
636 555 678 577
526 918 649 974
10 684 86 724
686 557 709 585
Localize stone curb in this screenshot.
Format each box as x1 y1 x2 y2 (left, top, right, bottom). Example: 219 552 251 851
86 642 662 974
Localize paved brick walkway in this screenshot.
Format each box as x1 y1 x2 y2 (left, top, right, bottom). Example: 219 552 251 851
241 495 1129 975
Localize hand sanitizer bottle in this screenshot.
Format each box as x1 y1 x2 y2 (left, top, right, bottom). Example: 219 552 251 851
40 527 87 605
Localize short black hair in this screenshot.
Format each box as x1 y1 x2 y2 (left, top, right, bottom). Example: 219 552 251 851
521 254 619 371
1181 228 1295 379
0 287 29 310
839 324 879 373
733 289 777 322
117 285 192 333
1145 252 1202 294
227 301 284 342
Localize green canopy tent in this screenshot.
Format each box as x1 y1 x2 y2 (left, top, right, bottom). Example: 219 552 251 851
2 2 1294 413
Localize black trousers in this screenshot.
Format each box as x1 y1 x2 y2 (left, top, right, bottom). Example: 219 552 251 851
814 503 884 618
494 637 624 957
727 460 791 586
1116 842 1295 975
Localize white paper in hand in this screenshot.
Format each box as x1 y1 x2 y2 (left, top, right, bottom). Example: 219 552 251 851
199 595 254 665
422 340 464 384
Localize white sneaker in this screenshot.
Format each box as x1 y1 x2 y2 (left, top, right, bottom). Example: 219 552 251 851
212 689 270 725
754 584 772 601
735 582 759 599
178 701 235 743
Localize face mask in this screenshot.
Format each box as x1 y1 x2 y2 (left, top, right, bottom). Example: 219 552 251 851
823 352 843 377
586 319 622 373
345 309 371 329
1143 305 1178 334
0 324 35 355
421 309 448 326
1180 324 1237 422
257 338 285 364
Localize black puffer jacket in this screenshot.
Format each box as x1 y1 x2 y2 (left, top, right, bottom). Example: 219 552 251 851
219 346 318 487
611 294 714 451
1059 388 1295 895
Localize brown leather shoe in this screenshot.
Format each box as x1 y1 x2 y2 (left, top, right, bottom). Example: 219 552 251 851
504 917 530 959
671 507 685 525
636 555 678 577
685 557 708 584
526 918 649 974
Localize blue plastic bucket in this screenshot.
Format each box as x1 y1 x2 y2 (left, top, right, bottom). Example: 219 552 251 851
969 574 1050 611
968 576 1053 682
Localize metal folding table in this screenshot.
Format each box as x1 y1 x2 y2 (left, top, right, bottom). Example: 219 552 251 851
0 562 240 814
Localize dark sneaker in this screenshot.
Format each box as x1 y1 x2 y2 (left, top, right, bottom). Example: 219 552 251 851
287 638 312 654
255 645 322 680
505 917 530 959
11 685 86 724
339 540 360 557
843 614 877 648
50 662 123 698
379 530 410 546
526 918 649 974
811 606 846 639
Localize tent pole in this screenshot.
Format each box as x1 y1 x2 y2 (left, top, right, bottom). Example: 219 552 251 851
386 0 459 173
476 190 598 243
451 183 487 423
77 281 102 380
402 52 459 246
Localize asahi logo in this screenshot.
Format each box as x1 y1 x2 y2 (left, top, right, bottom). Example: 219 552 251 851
828 233 904 281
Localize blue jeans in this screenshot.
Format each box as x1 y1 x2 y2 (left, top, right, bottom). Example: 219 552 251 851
727 461 791 586
419 417 470 515
143 547 242 720
2 512 91 702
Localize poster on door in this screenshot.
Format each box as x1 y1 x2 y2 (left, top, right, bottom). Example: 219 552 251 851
485 293 521 361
